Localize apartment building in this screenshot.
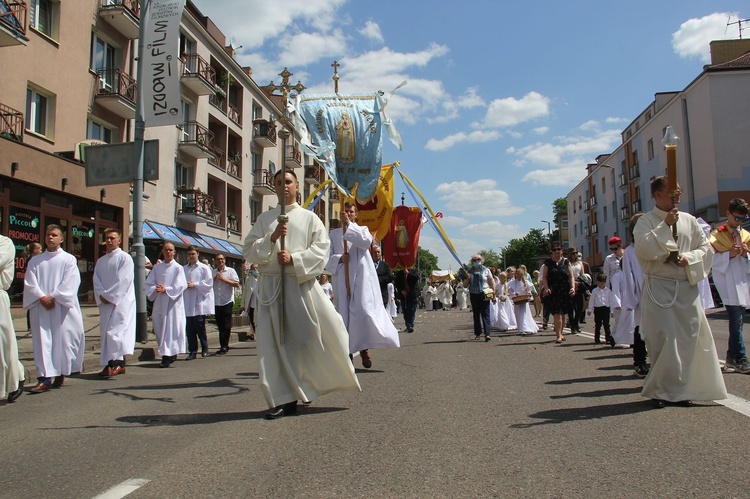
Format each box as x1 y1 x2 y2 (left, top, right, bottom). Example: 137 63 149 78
0 0 329 304
567 39 750 271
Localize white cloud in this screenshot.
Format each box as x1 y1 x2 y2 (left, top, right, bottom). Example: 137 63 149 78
435 179 524 217
439 215 470 227
605 116 628 124
533 127 549 135
419 233 484 269
579 120 600 131
428 87 486 124
461 220 520 241
277 31 348 67
672 12 738 63
424 130 500 151
479 91 551 128
359 20 384 44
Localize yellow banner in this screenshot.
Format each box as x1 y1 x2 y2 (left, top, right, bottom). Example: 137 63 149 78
342 163 395 241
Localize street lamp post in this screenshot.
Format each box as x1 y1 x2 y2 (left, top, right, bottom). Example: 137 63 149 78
541 219 551 242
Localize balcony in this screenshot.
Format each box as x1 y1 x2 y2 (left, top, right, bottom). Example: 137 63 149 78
329 187 339 201
0 102 23 141
589 196 597 209
253 168 275 195
95 68 136 119
252 119 276 147
285 144 302 169
584 226 591 237
208 147 226 172
591 223 598 235
0 0 28 46
227 153 242 180
583 200 590 212
227 213 239 233
211 207 223 227
180 53 216 96
305 163 323 185
620 206 630 221
176 188 214 224
178 122 215 159
98 0 140 39
631 199 642 215
227 103 241 126
618 173 627 189
629 165 640 180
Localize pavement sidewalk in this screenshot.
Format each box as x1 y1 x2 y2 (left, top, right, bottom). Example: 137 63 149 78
10 305 254 381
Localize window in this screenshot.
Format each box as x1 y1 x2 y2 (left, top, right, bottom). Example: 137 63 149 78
25 86 55 138
562 218 568 229
87 119 113 143
179 99 191 140
603 206 607 223
30 0 58 39
252 104 262 121
251 197 262 223
179 32 194 56
574 225 577 237
268 160 276 175
647 139 654 160
174 161 193 189
578 196 582 210
601 177 606 192
91 34 117 92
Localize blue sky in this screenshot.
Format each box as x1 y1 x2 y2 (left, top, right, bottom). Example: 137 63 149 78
192 0 746 269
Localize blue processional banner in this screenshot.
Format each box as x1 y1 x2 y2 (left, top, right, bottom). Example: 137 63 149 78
297 93 384 199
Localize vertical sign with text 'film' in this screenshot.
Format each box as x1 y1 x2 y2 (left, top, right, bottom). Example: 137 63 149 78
142 0 185 127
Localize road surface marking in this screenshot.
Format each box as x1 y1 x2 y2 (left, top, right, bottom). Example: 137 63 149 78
92 478 150 499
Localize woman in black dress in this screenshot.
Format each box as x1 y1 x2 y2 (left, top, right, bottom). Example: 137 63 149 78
540 242 575 343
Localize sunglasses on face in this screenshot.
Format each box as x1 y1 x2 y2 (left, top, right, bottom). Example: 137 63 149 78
730 214 746 222
552 248 562 252
610 246 620 251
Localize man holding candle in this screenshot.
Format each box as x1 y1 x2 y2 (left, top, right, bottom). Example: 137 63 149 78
633 176 726 408
709 198 750 374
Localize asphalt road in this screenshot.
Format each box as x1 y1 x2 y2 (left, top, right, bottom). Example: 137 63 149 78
0 306 748 498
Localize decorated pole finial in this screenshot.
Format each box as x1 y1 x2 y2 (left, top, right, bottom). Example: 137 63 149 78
331 60 340 93
401 192 405 205
267 68 305 124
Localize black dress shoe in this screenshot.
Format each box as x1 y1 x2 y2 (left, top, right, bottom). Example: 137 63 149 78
217 348 228 355
186 352 197 361
7 380 23 402
201 350 210 357
677 400 693 407
652 399 666 409
284 401 298 414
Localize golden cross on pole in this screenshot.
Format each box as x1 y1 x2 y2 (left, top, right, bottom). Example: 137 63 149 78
331 60 340 93
266 68 305 124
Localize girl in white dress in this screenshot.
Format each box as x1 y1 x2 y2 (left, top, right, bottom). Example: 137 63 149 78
509 268 538 335
495 272 515 331
387 282 397 319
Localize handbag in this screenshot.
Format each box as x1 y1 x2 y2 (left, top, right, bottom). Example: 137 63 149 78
483 289 495 301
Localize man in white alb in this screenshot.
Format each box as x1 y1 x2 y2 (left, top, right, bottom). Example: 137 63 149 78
0 234 24 401
183 245 214 359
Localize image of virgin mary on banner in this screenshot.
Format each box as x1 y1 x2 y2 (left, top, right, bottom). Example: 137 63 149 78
293 92 402 199
382 205 423 269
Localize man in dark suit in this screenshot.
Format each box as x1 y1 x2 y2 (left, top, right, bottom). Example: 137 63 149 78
372 244 393 307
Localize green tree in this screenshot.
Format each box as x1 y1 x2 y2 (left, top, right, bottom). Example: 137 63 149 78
478 249 503 269
415 246 438 281
501 228 549 272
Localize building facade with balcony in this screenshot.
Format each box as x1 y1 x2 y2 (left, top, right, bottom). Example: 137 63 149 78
567 38 750 272
0 0 134 304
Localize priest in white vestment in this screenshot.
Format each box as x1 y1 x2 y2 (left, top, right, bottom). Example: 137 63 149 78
93 228 135 377
244 171 360 419
326 202 399 369
145 242 187 367
0 235 24 401
23 224 85 393
634 177 726 407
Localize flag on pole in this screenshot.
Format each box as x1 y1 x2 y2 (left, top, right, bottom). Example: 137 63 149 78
382 205 423 269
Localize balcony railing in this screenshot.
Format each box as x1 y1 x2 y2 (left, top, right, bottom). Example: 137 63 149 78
227 103 241 125
591 223 598 235
629 165 640 180
98 0 140 39
620 207 630 221
305 163 323 184
583 200 590 212
0 1 28 44
253 168 275 195
329 187 339 201
0 102 23 141
180 53 216 95
227 153 241 179
227 213 239 232
252 119 276 147
96 67 136 104
212 207 223 227
584 226 591 237
208 146 226 172
285 144 302 169
589 196 597 208
619 173 627 188
177 188 214 222
178 121 215 159
631 199 642 215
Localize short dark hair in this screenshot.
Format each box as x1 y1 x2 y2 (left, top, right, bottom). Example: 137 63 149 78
728 198 749 216
46 224 63 235
344 201 357 211
186 245 199 253
629 212 644 240
273 169 298 181
650 175 668 197
596 272 607 283
104 227 121 237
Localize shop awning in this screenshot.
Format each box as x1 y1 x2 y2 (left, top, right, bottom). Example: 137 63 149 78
141 221 244 258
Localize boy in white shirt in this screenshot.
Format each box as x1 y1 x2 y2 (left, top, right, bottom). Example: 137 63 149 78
587 273 615 345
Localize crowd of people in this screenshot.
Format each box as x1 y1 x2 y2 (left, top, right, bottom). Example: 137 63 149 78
1 175 747 414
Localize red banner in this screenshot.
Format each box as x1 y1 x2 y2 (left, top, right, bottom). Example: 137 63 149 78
382 205 422 269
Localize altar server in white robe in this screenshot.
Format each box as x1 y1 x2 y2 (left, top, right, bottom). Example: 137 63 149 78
0 235 24 402
327 202 399 369
23 224 84 393
438 280 453 309
456 282 468 310
621 213 649 377
93 228 135 377
244 171 360 419
634 176 726 407
610 264 634 346
387 282 398 318
508 268 537 335
145 242 187 368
